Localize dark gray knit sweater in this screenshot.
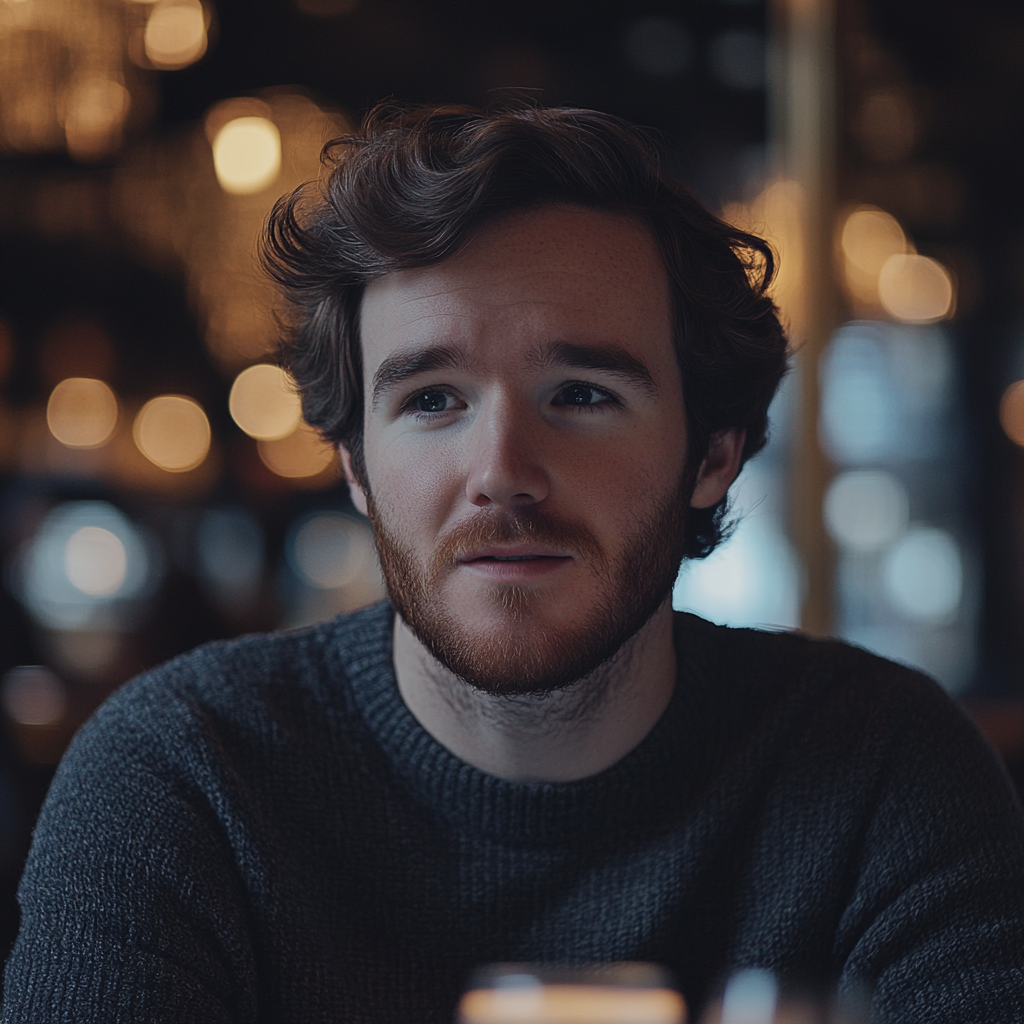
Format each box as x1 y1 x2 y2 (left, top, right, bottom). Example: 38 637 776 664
4 602 1024 1023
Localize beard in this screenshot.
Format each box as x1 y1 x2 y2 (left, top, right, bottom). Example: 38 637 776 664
366 473 691 697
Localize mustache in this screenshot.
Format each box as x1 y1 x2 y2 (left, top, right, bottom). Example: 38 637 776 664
427 507 607 581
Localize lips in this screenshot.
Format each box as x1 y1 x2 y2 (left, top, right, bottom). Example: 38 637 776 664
458 544 574 564
456 544 574 579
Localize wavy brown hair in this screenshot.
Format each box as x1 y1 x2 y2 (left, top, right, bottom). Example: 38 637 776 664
261 102 788 558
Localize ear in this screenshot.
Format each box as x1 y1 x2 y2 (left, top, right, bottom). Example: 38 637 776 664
339 445 369 517
690 429 745 509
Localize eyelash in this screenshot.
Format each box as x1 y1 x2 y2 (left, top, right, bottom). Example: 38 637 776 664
401 388 460 420
401 381 623 419
552 381 621 411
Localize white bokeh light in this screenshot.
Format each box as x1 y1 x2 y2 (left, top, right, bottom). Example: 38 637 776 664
18 502 154 630
720 969 778 1024
65 526 128 597
819 329 893 463
882 526 962 623
820 323 954 466
824 470 909 552
288 512 375 590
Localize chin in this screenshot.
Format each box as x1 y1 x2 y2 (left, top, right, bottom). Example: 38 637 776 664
404 586 650 697
450 578 572 625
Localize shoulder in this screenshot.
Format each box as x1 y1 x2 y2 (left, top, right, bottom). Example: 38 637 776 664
68 601 395 773
673 612 1004 782
677 610 948 708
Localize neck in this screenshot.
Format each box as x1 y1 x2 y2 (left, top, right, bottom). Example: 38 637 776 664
392 601 677 783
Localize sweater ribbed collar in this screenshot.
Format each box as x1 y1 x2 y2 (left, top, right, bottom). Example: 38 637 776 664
332 601 721 848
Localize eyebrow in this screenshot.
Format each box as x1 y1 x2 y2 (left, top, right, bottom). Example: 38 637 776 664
371 345 469 410
370 338 659 409
528 340 659 397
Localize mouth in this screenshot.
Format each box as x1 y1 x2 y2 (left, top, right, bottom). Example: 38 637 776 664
457 545 574 578
459 545 573 563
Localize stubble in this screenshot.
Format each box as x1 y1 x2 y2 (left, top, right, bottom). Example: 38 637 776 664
366 471 692 697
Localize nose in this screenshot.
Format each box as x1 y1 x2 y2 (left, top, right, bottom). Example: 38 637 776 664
464 397 550 508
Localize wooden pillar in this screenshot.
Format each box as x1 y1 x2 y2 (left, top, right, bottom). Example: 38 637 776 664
770 0 839 635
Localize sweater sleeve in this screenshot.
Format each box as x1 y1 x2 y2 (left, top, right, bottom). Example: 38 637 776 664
836 674 1024 1023
2 673 259 1024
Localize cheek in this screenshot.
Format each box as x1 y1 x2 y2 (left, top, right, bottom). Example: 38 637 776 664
549 430 686 545
365 434 462 535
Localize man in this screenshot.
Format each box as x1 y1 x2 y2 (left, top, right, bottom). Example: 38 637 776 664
4 104 1024 1023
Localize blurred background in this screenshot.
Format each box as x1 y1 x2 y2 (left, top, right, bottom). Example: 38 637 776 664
1 0 1023 972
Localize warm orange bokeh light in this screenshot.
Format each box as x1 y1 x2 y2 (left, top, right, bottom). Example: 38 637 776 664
878 253 954 323
133 395 211 472
458 986 685 1024
1000 381 1024 448
64 78 131 162
229 364 302 440
841 207 907 275
839 206 908 307
46 378 119 449
212 117 282 195
257 422 335 479
144 0 207 69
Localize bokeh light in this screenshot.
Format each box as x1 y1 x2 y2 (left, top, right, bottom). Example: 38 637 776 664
63 77 130 161
19 501 153 630
133 395 211 472
882 526 963 623
459 985 684 1024
289 512 374 590
720 970 778 1024
839 206 908 306
258 422 336 479
229 364 302 440
824 470 909 552
999 380 1024 447
212 116 282 195
878 253 954 323
841 207 907 275
819 330 893 463
64 526 127 597
46 377 118 448
144 0 207 69
1 667 67 727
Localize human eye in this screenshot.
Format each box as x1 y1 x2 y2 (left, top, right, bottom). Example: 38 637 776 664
551 382 620 410
403 388 462 418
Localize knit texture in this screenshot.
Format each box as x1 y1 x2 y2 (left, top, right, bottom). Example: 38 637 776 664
4 602 1024 1023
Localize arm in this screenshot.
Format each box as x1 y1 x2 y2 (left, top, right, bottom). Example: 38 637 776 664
837 681 1024 1023
2 679 258 1024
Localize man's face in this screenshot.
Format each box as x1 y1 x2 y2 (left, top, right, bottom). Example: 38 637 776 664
355 204 692 694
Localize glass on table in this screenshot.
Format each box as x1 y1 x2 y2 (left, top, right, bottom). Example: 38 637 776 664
698 970 874 1024
457 963 687 1024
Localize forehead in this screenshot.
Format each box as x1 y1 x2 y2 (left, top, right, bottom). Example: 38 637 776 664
359 205 674 368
